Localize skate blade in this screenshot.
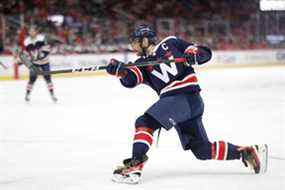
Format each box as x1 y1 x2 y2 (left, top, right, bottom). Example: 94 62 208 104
25 96 30 102
112 174 140 184
258 144 268 174
51 97 58 103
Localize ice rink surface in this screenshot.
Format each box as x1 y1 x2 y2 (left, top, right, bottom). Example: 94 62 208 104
1 66 285 190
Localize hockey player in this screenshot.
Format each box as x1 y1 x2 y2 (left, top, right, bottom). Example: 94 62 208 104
106 25 268 184
23 25 57 102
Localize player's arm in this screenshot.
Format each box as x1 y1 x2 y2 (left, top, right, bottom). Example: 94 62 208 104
106 59 144 88
173 38 212 65
13 46 24 65
45 34 63 45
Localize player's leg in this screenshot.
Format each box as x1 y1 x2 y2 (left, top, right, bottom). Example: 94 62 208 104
177 117 241 161
41 63 57 102
25 69 38 102
178 117 268 173
112 114 160 184
132 114 161 160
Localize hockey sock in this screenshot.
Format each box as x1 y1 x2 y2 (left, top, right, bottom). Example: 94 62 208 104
132 126 153 160
211 141 241 160
47 83 54 94
26 83 33 94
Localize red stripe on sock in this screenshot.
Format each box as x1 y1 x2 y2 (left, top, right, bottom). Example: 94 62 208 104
135 127 153 134
218 141 225 160
211 143 216 159
47 83 54 90
26 84 33 91
134 133 153 145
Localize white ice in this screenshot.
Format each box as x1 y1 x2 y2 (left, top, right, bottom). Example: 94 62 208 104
0 66 285 190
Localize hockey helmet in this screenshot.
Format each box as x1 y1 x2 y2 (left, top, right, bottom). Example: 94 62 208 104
129 24 157 44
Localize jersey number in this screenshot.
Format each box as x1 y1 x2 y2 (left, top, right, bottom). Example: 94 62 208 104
151 56 178 83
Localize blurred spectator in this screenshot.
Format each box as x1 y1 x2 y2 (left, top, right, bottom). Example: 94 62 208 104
0 0 284 54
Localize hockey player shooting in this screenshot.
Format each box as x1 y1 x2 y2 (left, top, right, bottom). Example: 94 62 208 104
106 25 268 184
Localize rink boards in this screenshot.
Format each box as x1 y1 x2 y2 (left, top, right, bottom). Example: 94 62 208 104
0 49 285 80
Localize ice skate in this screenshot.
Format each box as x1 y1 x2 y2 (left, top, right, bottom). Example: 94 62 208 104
240 144 268 174
112 155 148 184
51 94 58 102
25 93 31 102
50 92 58 102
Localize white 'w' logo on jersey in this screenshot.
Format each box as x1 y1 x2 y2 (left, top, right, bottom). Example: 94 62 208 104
151 56 178 83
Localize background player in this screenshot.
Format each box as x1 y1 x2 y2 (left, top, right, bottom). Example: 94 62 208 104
23 25 57 102
106 25 268 184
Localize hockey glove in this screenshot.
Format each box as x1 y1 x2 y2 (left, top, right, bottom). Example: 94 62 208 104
106 59 127 77
184 45 198 65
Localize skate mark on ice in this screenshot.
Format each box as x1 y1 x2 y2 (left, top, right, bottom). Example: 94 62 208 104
269 155 285 161
143 170 251 183
0 177 34 185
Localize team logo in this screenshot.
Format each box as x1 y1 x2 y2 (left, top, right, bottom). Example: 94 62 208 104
151 55 178 83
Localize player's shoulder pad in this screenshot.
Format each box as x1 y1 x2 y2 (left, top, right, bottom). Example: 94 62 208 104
153 36 177 52
24 34 46 46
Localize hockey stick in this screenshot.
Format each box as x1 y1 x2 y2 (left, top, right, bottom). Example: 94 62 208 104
19 51 189 75
0 61 8 70
18 52 43 74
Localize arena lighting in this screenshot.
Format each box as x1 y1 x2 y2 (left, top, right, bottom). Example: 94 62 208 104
260 0 285 11
47 15 64 26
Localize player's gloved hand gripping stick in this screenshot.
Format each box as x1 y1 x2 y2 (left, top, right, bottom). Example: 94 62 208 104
19 45 211 75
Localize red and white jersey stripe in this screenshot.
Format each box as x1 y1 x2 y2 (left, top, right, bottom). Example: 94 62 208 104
26 84 33 91
184 45 198 54
24 34 50 65
33 57 49 65
133 127 153 148
160 73 198 95
129 66 144 85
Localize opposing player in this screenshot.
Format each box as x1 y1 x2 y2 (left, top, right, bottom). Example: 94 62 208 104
23 25 57 102
106 25 268 184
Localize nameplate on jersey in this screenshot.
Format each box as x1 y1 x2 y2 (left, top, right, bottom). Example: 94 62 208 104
151 56 178 83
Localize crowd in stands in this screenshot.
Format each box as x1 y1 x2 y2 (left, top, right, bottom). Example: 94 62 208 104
0 0 284 54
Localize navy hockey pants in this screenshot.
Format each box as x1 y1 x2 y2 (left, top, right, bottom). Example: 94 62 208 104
28 63 52 84
134 92 241 161
136 93 209 157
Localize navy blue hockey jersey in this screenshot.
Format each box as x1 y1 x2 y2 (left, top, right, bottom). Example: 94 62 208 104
24 34 51 65
120 36 212 97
